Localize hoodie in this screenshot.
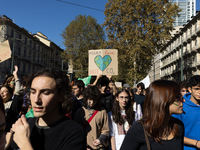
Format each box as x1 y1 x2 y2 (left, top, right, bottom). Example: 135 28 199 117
173 93 200 150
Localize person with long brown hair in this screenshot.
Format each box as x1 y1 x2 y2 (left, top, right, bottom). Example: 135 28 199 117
0 94 6 150
120 80 185 150
108 88 141 150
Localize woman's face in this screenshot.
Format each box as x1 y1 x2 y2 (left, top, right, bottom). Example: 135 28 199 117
9 77 15 89
0 109 6 150
0 87 12 103
169 95 185 115
116 92 129 110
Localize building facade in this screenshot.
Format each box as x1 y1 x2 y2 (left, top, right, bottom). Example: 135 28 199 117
148 54 161 82
172 0 196 27
0 15 63 83
160 11 200 81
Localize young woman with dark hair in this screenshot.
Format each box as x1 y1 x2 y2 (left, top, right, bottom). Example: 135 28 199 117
108 88 142 150
0 95 6 150
74 85 109 150
120 80 185 150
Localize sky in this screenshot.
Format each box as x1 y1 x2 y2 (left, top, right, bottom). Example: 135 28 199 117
0 0 200 49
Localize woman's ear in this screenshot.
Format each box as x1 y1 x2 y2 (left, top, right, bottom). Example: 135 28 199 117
116 97 119 102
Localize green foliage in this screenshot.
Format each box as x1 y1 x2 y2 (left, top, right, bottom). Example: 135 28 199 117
61 15 105 78
103 0 181 85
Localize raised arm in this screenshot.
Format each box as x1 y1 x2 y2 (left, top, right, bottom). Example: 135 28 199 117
92 74 102 86
13 66 22 95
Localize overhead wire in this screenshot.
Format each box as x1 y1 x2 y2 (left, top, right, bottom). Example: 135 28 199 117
56 0 104 12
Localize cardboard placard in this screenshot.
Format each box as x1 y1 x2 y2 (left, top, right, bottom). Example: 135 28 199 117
0 40 11 63
115 82 122 88
88 49 118 76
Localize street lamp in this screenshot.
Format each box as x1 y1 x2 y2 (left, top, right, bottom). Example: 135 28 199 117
180 28 183 81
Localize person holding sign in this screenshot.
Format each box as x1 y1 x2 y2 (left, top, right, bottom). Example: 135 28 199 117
93 74 118 113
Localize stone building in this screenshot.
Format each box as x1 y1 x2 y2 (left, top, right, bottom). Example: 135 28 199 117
0 15 63 83
160 11 200 81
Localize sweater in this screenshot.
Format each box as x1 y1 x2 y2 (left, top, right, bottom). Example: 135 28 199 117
120 118 184 150
11 116 86 150
173 93 200 150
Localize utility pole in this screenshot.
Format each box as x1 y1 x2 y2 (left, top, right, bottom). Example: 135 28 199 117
11 31 15 73
181 32 183 81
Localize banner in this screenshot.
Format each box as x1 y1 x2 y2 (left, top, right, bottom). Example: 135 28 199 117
88 49 118 76
137 75 150 89
78 76 92 86
0 40 11 63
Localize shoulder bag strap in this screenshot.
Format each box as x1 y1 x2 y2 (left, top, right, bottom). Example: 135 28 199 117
84 109 99 128
139 121 151 150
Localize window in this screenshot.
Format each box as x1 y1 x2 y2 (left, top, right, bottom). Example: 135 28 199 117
18 33 21 39
25 37 27 45
23 64 26 72
24 48 27 57
29 51 32 59
28 65 30 73
34 43 36 49
33 52 36 62
18 47 21 55
30 40 32 47
11 30 14 38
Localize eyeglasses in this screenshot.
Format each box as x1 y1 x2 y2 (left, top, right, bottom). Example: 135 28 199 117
118 96 129 100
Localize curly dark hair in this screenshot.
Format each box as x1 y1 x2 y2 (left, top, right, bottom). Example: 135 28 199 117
112 88 135 126
82 85 102 109
27 68 72 114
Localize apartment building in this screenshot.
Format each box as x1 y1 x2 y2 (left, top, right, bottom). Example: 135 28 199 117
0 15 63 83
160 11 200 81
172 0 196 26
148 54 161 82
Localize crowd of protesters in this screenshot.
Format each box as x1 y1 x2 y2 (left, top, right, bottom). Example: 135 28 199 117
0 66 200 150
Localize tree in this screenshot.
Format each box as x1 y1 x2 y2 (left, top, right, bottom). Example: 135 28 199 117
103 0 181 85
61 15 105 78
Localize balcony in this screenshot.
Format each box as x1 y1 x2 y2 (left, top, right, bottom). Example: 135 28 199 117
191 46 197 53
186 34 191 42
191 30 197 38
196 26 200 34
182 37 187 44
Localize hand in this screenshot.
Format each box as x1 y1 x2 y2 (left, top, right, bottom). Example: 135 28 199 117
93 139 101 146
13 65 19 79
196 140 200 148
106 74 112 80
12 115 31 148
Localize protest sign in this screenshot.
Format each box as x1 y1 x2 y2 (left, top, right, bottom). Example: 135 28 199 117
0 40 11 63
88 49 118 76
115 82 122 88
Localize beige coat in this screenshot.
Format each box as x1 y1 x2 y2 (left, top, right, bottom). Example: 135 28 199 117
74 107 109 149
